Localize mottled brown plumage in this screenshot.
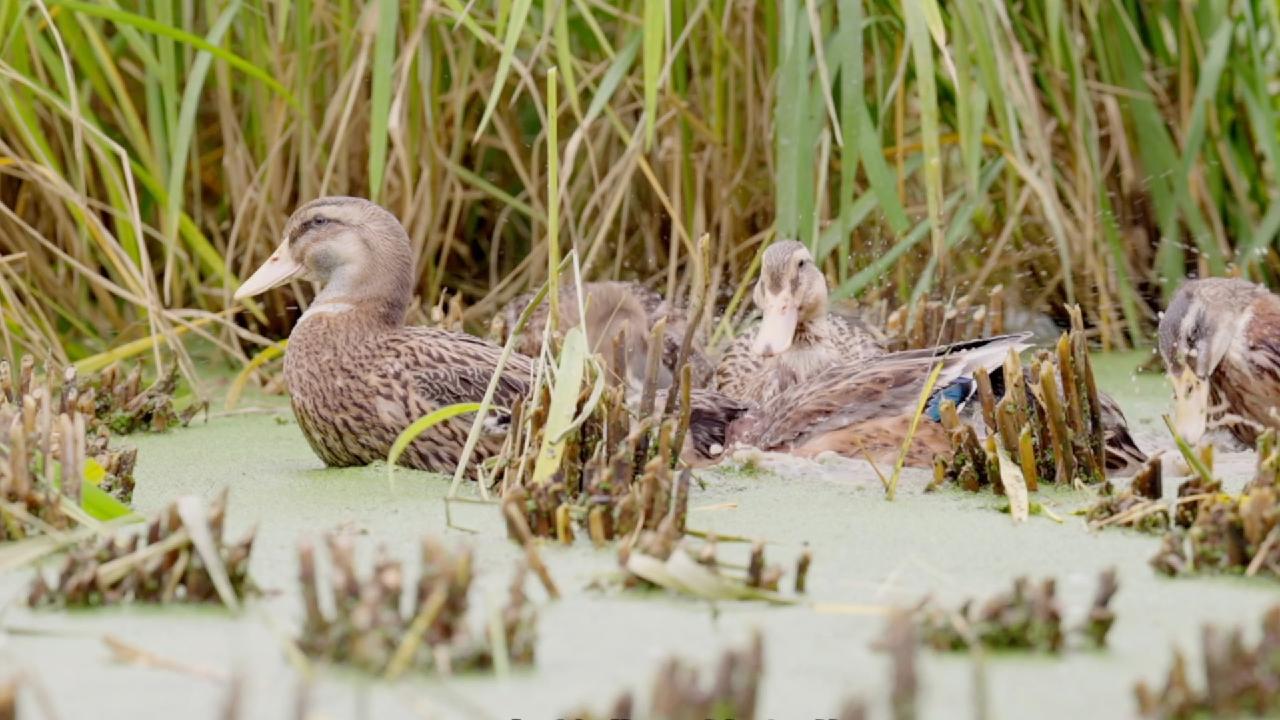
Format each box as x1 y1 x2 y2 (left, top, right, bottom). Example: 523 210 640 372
1159 277 1280 446
714 241 884 402
235 197 534 474
505 281 715 387
726 335 1030 467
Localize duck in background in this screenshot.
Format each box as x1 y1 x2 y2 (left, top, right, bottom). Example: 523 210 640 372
504 280 715 388
715 239 1146 474
1158 277 1280 446
725 333 1033 467
233 197 534 473
714 240 886 402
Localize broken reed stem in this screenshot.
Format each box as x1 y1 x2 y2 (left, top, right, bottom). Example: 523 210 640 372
1036 360 1075 485
502 500 561 599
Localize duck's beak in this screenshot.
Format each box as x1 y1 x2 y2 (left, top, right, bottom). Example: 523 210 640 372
1171 366 1210 444
751 298 797 357
234 239 304 301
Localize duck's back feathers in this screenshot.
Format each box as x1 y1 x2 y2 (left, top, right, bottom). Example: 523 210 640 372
506 281 713 387
714 313 886 402
286 313 535 473
725 333 1030 462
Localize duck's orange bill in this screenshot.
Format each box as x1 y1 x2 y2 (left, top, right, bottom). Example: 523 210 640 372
1171 366 1210 445
234 239 303 300
751 301 797 357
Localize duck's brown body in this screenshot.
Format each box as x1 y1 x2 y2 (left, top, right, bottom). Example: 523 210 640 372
235 196 536 475
726 334 1030 467
506 281 715 387
714 313 884 402
285 307 533 471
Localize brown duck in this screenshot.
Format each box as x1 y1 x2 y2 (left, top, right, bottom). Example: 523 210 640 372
504 280 715 387
714 240 886 402
234 197 534 473
1158 277 1280 446
725 334 1031 467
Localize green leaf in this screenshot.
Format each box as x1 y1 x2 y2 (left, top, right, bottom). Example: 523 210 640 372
642 0 666 148
474 0 534 140
47 0 297 108
165 1 239 264
81 470 136 522
774 0 812 242
586 34 640 125
1177 21 1232 183
531 326 587 486
903 0 944 264
368 0 399 201
387 402 485 482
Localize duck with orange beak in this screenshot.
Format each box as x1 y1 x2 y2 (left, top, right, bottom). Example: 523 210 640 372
1158 277 1280 447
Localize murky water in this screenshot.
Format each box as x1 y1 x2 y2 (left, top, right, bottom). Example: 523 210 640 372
2 352 1274 719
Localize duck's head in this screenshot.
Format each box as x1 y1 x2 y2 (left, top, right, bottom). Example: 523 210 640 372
751 240 827 356
1157 277 1260 443
235 197 414 323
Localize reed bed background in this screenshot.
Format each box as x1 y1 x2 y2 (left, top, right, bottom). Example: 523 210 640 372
0 0 1277 373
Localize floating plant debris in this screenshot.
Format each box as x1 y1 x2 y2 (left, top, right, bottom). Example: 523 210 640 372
296 532 536 676
934 307 1110 492
0 358 139 537
1085 457 1167 533
620 528 805 603
76 364 205 436
851 610 921 720
908 569 1118 653
1151 430 1280 580
1135 605 1280 719
564 632 763 720
28 490 254 609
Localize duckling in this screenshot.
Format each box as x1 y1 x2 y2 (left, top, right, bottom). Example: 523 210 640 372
1158 277 1280 445
726 334 1031 467
714 240 885 402
234 197 534 473
506 281 714 387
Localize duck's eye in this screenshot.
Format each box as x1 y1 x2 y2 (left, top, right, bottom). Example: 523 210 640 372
309 217 330 229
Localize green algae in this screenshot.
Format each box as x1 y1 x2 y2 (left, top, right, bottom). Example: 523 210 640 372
2 354 1277 719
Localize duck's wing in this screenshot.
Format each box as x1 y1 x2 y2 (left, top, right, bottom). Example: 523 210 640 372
732 333 1030 450
830 314 889 357
712 329 764 402
390 327 535 418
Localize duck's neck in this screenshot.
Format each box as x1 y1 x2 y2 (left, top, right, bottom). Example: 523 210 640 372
308 263 411 329
793 313 833 348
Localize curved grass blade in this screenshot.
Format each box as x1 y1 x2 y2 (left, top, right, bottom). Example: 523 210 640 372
530 326 587 486
367 0 398 201
902 0 944 270
585 33 640 125
225 340 287 411
74 315 219 374
886 361 944 501
642 0 665 148
164 1 240 285
387 402 484 484
47 0 297 108
473 0 533 140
